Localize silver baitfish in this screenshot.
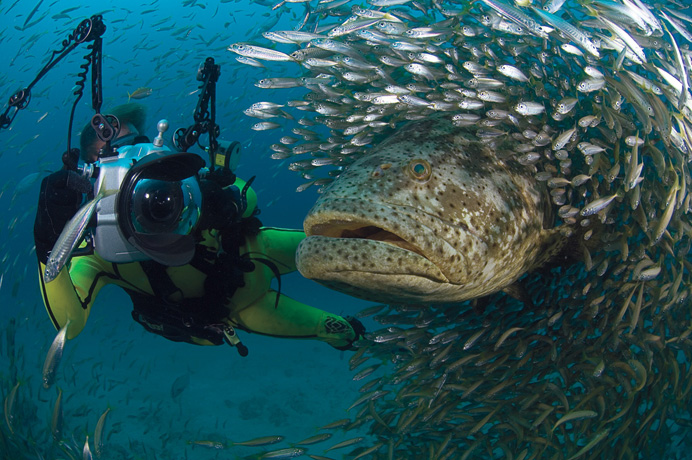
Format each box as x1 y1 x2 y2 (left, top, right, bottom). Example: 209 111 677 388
44 193 103 283
233 0 692 303
42 320 69 389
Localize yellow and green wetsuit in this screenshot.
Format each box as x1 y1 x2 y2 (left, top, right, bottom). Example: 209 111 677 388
37 178 359 350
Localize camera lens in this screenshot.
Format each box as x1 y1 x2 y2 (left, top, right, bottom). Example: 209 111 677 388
132 179 183 233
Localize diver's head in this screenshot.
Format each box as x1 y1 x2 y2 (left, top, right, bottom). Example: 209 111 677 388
80 103 147 163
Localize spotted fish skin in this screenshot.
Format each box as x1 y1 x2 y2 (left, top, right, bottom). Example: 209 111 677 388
297 115 563 303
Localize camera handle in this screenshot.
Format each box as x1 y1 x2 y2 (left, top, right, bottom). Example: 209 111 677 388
173 57 221 171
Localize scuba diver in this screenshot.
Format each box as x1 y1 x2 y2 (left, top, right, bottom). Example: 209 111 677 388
33 102 365 354
0 19 364 355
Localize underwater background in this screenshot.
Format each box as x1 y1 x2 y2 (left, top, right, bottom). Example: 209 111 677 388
3 0 692 459
0 1 376 458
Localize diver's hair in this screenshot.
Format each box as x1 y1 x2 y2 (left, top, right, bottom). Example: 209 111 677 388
79 103 147 162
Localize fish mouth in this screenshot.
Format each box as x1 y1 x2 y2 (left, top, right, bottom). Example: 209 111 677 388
298 198 468 287
308 221 428 259
296 213 454 302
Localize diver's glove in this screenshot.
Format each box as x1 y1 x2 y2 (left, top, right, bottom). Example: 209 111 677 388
333 316 367 351
206 167 236 188
33 169 91 264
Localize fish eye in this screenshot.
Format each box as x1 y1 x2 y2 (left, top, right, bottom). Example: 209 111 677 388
407 159 432 181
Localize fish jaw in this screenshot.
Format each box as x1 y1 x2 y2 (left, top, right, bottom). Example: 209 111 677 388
297 235 453 303
298 198 465 303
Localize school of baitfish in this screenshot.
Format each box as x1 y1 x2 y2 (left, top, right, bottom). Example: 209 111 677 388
4 0 692 458
228 0 692 458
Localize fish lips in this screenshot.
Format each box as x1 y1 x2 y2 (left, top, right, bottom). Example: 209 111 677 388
296 236 448 302
297 198 469 301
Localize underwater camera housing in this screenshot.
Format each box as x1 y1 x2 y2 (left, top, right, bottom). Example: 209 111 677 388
88 128 205 266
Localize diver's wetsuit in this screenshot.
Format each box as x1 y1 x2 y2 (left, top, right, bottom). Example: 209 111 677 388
35 177 360 350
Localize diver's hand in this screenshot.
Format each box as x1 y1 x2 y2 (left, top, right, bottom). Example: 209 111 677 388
206 167 235 188
198 179 240 232
333 316 367 351
33 170 91 264
346 316 366 341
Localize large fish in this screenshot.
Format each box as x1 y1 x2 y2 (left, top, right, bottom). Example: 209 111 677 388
296 115 566 303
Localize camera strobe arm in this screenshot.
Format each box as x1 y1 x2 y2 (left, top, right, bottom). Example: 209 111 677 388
0 16 106 131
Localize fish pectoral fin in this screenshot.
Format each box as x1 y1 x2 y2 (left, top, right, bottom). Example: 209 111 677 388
532 227 573 272
501 282 535 308
538 222 604 274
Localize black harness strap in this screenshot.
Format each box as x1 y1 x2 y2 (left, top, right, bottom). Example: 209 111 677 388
140 260 182 304
81 270 120 308
127 289 226 346
187 244 217 274
245 256 282 309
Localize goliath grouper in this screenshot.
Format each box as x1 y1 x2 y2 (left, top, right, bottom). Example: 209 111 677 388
296 115 567 303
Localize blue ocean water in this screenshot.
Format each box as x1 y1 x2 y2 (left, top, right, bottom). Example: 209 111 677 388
5 1 692 458
0 1 375 458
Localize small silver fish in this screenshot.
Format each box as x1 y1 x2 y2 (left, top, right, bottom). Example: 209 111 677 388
251 121 282 131
83 435 93 460
580 193 619 216
598 16 647 63
94 407 110 458
262 30 324 44
235 56 266 68
533 7 600 57
255 78 304 89
515 101 545 115
42 321 69 389
480 0 549 38
50 387 63 441
577 78 606 93
228 44 294 62
555 97 578 114
404 63 437 80
329 17 380 37
44 193 103 284
4 382 19 434
369 0 412 6
13 171 44 196
259 447 305 459
496 64 529 82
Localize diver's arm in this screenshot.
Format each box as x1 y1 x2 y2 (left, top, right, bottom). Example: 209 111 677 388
231 177 257 219
229 291 360 349
37 255 112 340
34 170 105 340
254 227 305 274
